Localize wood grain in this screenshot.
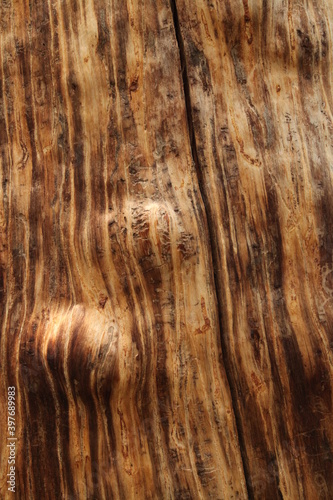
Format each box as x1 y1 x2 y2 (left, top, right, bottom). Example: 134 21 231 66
0 0 333 498
174 0 333 497
0 0 247 498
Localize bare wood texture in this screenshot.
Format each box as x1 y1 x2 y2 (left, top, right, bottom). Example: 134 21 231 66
174 0 333 497
0 0 333 499
0 0 247 498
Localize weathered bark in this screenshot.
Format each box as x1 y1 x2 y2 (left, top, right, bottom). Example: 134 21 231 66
0 0 332 498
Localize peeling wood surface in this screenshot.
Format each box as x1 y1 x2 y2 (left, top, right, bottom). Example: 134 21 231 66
1 0 333 498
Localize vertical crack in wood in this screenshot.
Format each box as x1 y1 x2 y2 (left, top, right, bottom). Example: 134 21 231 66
169 0 252 496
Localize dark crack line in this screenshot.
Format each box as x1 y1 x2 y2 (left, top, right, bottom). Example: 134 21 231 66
169 0 252 497
169 0 202 188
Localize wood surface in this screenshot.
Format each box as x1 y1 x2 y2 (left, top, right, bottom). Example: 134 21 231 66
0 0 333 498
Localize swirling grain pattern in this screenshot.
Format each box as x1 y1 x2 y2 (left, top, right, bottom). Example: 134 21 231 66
0 0 332 498
0 0 247 498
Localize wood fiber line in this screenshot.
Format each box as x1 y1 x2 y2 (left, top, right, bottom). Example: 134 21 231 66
1 0 248 498
170 0 251 496
174 0 333 498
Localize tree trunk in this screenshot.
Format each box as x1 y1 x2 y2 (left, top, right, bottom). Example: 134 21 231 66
1 0 332 498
